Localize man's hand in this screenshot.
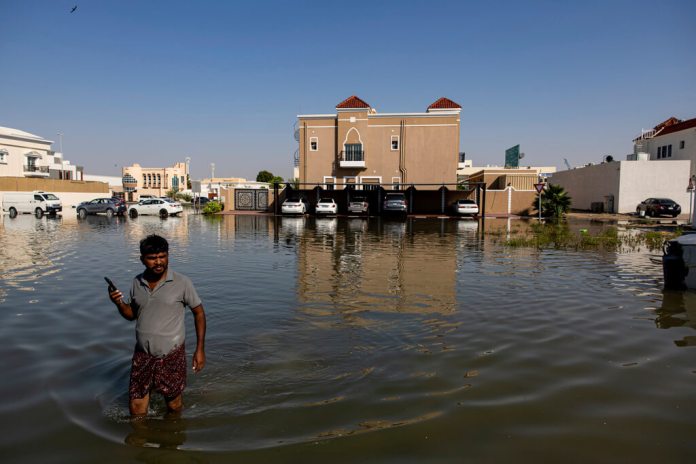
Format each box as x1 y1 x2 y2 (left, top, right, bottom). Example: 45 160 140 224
109 289 124 305
192 348 205 373
109 289 135 321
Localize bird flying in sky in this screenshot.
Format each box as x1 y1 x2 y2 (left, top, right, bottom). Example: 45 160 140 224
71 5 77 13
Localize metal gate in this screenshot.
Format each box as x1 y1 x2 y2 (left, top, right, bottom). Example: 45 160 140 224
235 189 268 211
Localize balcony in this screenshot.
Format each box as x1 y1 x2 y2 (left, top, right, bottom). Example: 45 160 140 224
23 165 50 177
339 150 366 168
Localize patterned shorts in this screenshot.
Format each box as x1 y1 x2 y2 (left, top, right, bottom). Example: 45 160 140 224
129 344 187 400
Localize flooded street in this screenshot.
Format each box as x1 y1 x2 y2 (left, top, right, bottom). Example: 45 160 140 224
1 211 695 463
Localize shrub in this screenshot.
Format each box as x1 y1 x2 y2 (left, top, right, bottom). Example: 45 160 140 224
202 201 222 214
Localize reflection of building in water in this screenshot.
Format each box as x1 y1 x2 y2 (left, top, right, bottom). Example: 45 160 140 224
0 214 65 286
295 218 457 315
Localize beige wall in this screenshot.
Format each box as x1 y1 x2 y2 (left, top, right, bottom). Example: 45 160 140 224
299 108 460 190
0 177 110 210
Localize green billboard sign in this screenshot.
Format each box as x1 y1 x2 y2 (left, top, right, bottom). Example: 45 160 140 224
505 145 520 168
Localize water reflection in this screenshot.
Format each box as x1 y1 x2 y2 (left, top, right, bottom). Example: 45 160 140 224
655 290 696 347
124 416 188 450
296 217 458 316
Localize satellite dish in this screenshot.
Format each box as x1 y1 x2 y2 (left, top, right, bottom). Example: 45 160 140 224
519 152 525 159
604 155 614 163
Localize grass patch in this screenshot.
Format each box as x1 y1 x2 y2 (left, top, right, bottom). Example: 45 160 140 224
495 222 680 252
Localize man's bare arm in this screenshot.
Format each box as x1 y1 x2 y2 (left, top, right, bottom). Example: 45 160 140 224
109 289 136 321
191 304 206 372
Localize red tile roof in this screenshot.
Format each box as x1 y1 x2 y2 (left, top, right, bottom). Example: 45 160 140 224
634 116 696 140
336 95 371 109
656 116 696 137
427 97 462 110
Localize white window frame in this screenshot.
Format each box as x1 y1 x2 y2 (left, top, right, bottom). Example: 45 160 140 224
310 137 319 151
391 135 400 151
391 176 401 190
359 176 382 191
343 176 358 190
323 176 336 189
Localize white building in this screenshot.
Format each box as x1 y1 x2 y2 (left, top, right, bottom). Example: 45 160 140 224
0 126 81 180
633 116 696 176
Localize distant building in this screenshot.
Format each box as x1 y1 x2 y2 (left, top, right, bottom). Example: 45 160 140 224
296 96 461 190
121 162 188 202
0 126 81 180
633 116 696 176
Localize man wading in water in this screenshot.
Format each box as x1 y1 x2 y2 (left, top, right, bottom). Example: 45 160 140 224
108 234 206 416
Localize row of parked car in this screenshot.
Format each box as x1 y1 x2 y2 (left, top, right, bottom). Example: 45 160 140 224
76 197 184 218
281 193 480 216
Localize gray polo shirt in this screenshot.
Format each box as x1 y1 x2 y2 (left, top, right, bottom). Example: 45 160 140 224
129 270 202 356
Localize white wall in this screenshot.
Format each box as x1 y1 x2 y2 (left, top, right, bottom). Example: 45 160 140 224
617 160 691 213
83 174 122 188
551 160 691 213
551 162 620 211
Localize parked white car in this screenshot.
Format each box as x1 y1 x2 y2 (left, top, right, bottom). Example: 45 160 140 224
128 198 183 218
454 199 479 216
315 198 338 215
281 197 308 215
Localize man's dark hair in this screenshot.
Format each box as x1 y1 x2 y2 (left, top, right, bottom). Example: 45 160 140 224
140 234 169 255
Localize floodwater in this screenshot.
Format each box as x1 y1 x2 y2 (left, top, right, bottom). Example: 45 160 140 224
1 211 695 463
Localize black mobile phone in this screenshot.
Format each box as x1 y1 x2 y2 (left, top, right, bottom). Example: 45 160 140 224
104 277 117 292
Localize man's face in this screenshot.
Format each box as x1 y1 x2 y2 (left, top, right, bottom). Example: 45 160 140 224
141 251 169 276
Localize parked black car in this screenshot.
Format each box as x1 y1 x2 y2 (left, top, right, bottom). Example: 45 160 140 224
76 197 127 218
636 198 681 218
194 197 211 206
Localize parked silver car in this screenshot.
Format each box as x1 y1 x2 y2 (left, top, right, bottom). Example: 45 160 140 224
383 193 408 214
348 196 369 215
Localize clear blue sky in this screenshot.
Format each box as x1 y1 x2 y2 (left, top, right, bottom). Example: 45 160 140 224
1 0 694 180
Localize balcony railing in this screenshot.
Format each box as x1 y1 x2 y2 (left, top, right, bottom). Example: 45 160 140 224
23 165 49 174
339 150 366 168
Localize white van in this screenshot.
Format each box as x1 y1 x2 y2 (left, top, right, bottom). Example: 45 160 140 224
2 191 63 218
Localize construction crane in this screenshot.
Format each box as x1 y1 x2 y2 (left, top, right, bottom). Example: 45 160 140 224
563 158 571 170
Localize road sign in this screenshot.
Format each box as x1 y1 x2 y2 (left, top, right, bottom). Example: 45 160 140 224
534 183 545 193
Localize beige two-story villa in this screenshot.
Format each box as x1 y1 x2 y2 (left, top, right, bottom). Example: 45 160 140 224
296 96 461 190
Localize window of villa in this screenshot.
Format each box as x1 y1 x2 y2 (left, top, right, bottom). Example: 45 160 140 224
0 149 7 163
323 176 335 190
668 144 672 157
310 137 318 151
391 135 399 151
680 141 685 149
344 143 363 161
392 177 401 190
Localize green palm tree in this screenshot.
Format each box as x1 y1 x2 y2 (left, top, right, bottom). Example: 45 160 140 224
533 183 572 218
